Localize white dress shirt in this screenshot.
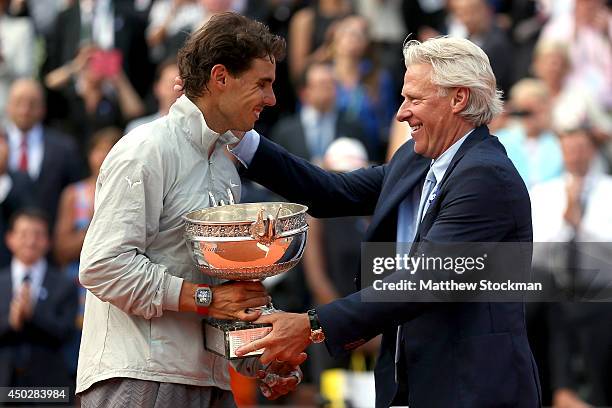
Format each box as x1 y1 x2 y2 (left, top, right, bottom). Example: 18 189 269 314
396 129 473 244
11 258 47 307
7 122 44 180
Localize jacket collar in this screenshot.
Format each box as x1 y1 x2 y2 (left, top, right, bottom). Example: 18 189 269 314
168 95 240 156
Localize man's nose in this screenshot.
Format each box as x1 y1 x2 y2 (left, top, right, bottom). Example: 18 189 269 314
396 106 411 122
265 89 276 107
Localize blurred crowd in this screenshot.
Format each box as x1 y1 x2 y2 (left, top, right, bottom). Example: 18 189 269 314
0 0 610 407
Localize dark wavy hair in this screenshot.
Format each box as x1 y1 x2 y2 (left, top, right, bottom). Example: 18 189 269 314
177 12 286 99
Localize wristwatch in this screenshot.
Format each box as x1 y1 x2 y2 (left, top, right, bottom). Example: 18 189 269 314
194 284 212 315
307 309 325 343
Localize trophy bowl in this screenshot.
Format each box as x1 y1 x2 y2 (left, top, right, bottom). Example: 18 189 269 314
183 202 309 359
183 202 309 280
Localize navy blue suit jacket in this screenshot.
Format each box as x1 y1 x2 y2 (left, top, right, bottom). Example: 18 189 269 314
0 266 78 388
243 126 541 407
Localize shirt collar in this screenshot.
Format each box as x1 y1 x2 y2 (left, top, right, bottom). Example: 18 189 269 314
11 258 47 288
168 95 240 156
300 105 335 126
429 128 474 183
7 122 43 148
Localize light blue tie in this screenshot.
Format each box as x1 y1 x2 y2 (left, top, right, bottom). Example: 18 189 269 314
395 167 437 384
415 167 437 228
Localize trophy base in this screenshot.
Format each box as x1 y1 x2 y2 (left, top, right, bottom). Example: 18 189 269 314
203 319 272 360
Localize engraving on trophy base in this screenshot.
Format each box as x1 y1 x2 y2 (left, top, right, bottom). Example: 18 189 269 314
203 319 272 359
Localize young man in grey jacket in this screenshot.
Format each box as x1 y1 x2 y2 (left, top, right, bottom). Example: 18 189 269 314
77 13 301 407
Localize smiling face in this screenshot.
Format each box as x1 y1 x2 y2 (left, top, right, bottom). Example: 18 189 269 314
6 215 49 266
397 63 467 158
217 57 277 132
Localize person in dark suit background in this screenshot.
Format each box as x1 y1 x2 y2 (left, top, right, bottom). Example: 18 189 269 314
448 0 515 97
0 131 33 267
0 208 78 390
41 0 152 100
270 62 370 164
233 37 541 407
5 79 85 230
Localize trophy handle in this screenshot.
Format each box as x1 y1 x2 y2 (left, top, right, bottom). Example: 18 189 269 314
249 205 282 246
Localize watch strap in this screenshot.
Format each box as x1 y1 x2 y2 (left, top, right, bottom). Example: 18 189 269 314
307 309 321 330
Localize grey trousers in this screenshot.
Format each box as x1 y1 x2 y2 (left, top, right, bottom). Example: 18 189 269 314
78 378 237 408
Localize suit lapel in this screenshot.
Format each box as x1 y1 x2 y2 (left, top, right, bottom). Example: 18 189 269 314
413 126 490 241
38 129 53 184
367 142 430 240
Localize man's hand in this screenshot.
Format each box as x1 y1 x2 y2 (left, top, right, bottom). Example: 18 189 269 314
179 281 269 320
8 284 32 331
235 312 312 364
257 359 305 400
19 284 32 320
564 175 584 228
209 281 270 321
8 298 23 331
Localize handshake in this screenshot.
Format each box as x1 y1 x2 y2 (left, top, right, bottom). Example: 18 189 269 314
193 280 315 400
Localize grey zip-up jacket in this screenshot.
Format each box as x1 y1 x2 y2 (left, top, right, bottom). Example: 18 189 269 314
76 95 259 393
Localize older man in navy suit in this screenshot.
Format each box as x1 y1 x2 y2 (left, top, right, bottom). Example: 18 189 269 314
233 37 541 407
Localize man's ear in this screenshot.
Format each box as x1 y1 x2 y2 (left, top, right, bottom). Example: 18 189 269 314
210 64 229 90
451 87 470 113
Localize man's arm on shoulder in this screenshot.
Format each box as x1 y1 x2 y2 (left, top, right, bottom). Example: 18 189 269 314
232 131 385 218
79 153 183 319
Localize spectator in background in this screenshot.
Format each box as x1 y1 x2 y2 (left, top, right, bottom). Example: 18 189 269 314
328 15 396 162
5 79 84 229
302 137 375 396
6 0 64 36
125 59 181 133
0 208 78 390
539 0 612 110
0 131 32 267
146 0 204 64
53 126 120 380
401 0 447 41
146 0 243 65
0 0 34 123
531 40 612 151
496 78 563 188
270 62 367 165
353 0 406 96
303 137 370 306
287 0 352 82
41 0 152 126
530 126 612 408
448 0 515 96
46 45 145 149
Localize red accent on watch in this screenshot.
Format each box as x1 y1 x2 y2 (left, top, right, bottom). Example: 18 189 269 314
196 284 210 316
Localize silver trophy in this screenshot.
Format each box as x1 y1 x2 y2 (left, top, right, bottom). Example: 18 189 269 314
183 197 308 359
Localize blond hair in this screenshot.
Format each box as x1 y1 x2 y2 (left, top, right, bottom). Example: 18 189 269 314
403 37 503 126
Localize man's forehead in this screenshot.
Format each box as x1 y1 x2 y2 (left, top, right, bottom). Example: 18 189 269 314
249 57 276 78
402 67 433 94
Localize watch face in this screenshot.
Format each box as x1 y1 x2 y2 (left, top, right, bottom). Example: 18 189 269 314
311 330 325 343
195 287 212 307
